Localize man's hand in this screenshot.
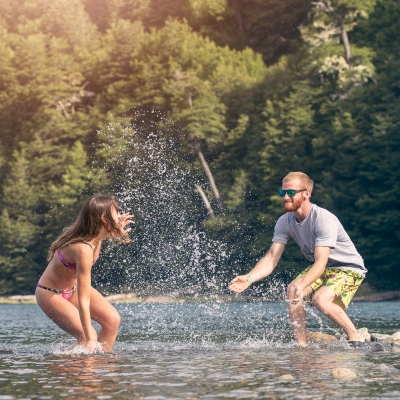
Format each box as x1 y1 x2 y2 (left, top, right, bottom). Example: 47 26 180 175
229 243 285 294
229 276 251 293
287 283 303 305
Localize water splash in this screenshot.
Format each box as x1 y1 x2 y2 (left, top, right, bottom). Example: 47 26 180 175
93 116 230 297
88 115 349 346
51 342 105 356
304 305 342 337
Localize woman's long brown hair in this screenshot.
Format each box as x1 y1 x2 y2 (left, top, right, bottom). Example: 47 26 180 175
47 194 131 261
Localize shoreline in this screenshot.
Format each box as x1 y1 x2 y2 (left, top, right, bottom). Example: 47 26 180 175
0 291 399 304
0 294 247 304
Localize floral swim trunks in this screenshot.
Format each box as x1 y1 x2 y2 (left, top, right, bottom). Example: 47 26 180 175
295 267 364 310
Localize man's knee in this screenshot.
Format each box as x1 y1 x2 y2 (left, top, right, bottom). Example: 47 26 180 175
312 292 331 311
287 280 305 302
312 294 322 308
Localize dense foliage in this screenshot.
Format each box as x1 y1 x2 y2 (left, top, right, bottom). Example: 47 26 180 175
0 0 399 294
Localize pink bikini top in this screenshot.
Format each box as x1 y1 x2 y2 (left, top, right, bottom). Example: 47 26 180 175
57 241 99 270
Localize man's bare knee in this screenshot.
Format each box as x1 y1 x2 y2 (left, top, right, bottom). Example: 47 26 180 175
312 294 331 312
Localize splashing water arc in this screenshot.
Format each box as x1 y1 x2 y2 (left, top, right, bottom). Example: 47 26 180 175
93 116 231 297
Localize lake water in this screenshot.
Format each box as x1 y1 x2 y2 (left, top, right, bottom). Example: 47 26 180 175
1 301 400 399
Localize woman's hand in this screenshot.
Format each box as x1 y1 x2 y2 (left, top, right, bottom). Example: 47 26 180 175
229 276 251 293
85 340 97 351
118 212 134 235
85 327 98 350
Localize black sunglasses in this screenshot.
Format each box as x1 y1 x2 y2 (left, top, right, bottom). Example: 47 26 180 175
278 189 307 197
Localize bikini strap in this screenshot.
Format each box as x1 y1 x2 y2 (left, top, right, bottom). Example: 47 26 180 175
64 240 93 248
37 283 63 295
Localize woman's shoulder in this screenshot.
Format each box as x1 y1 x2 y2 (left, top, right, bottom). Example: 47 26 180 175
63 240 94 254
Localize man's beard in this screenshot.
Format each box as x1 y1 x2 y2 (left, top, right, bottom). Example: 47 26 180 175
283 195 304 212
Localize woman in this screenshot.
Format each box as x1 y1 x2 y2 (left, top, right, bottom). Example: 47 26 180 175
35 194 133 352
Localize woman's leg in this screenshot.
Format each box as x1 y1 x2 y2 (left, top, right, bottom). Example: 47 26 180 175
35 287 96 345
70 287 121 352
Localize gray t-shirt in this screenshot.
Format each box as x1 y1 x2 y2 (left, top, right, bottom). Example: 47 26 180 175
272 204 367 276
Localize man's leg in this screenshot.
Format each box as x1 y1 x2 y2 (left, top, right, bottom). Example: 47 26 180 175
312 286 364 341
287 278 314 345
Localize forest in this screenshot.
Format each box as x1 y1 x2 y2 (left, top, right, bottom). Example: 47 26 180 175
0 0 399 295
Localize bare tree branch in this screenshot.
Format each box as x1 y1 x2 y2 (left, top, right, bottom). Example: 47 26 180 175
192 138 224 215
170 70 225 217
57 100 70 119
195 184 216 219
56 81 95 118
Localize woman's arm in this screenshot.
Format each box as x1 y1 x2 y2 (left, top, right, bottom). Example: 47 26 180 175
76 245 97 348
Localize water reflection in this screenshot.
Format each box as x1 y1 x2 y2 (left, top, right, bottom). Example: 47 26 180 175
1 346 400 399
45 356 117 396
1 302 400 399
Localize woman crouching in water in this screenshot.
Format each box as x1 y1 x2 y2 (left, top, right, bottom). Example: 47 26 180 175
35 194 133 352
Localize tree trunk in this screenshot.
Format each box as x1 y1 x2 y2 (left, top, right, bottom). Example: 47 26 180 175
192 139 224 215
185 87 224 216
312 1 352 65
340 22 351 65
195 185 216 219
57 101 70 119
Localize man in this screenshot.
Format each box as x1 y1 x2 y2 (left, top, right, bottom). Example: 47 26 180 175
229 172 367 347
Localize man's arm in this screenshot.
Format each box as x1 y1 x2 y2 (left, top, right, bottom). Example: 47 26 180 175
229 242 285 293
291 246 331 302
